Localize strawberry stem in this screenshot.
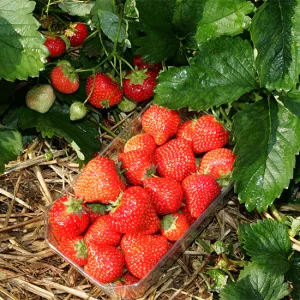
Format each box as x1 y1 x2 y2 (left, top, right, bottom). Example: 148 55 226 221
99 123 117 138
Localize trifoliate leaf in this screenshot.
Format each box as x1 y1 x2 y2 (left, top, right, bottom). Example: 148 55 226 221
233 99 300 212
286 252 300 299
220 263 290 300
250 0 300 91
239 219 291 274
0 0 48 81
195 0 254 46
58 1 95 16
154 36 258 110
0 126 23 173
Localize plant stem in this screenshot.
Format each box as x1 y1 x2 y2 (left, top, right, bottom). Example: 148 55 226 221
269 204 285 224
219 106 232 128
99 123 117 138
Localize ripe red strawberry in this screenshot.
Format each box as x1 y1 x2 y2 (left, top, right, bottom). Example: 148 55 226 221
84 244 124 283
192 115 229 153
118 149 156 186
65 23 88 47
59 236 88 266
121 234 168 279
108 186 152 234
84 215 122 247
133 55 162 73
143 177 183 215
50 61 79 94
199 148 236 178
142 105 181 145
177 119 196 142
44 36 66 58
138 204 160 235
124 133 157 154
86 73 123 109
73 156 126 204
85 203 107 224
123 69 157 102
49 195 89 239
154 138 197 182
122 272 139 284
160 213 190 241
180 203 196 225
182 174 222 218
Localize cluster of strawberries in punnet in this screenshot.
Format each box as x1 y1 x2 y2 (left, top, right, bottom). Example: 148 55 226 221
48 104 236 286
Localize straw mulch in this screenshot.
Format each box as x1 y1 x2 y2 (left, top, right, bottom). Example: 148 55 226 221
0 113 258 300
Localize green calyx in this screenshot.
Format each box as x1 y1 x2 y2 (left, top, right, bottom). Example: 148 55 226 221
125 69 148 85
107 191 123 214
64 196 84 216
60 64 79 83
74 239 88 259
70 102 87 121
161 214 178 233
87 203 107 215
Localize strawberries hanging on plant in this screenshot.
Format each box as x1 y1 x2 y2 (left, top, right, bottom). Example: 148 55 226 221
133 55 162 74
44 36 66 58
65 23 89 47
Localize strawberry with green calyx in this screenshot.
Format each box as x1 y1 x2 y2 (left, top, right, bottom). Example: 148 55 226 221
65 23 88 47
86 73 123 109
44 36 66 58
177 119 197 143
85 203 107 224
193 115 229 154
74 156 126 204
59 236 88 266
70 102 87 121
154 138 197 182
124 133 157 154
133 55 162 73
84 243 125 283
142 105 181 145
123 69 157 102
182 174 222 219
50 60 80 94
199 148 236 179
26 84 55 114
143 176 183 215
49 195 89 239
118 98 137 113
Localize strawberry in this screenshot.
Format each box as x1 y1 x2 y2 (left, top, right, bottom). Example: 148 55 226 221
180 203 196 225
86 73 123 109
143 177 183 215
122 272 139 284
142 105 181 145
59 236 88 266
73 156 126 204
50 61 79 94
133 55 162 73
121 234 168 279
85 203 107 224
118 149 156 186
199 148 236 178
84 215 122 247
160 213 190 241
108 186 152 234
69 102 87 121
65 23 88 47
118 98 137 113
138 204 160 235
154 138 197 182
192 115 229 153
124 133 157 153
122 69 157 102
49 195 89 239
44 36 66 58
176 119 196 143
182 174 222 219
84 244 124 283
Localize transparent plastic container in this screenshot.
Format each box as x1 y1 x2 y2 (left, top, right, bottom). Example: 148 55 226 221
44 104 233 299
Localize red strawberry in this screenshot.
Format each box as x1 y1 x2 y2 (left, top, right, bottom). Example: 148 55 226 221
122 272 139 284
142 105 181 145
182 174 221 218
123 69 157 102
133 55 162 73
118 149 156 186
108 186 152 233
177 119 196 143
180 203 196 225
50 61 79 94
138 204 160 235
143 177 183 215
49 195 89 239
86 73 123 109
73 156 126 204
65 23 88 47
160 213 190 241
121 234 168 279
124 133 157 154
84 244 124 283
192 115 229 153
84 215 122 247
85 203 107 224
59 236 88 266
154 138 197 182
199 148 236 178
44 36 66 58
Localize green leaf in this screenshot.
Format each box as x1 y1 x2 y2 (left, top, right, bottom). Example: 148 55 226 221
250 0 300 91
195 0 254 46
154 36 258 110
91 0 115 13
233 99 300 212
18 103 101 162
58 1 95 16
287 252 300 299
239 219 291 274
0 80 17 115
220 263 290 300
0 0 48 81
274 89 300 118
0 126 23 173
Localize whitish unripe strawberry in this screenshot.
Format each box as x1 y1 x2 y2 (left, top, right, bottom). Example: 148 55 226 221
70 102 87 121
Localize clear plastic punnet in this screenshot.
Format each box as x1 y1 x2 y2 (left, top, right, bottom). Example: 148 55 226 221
44 103 233 299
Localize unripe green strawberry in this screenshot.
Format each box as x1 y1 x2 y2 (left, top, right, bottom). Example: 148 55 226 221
118 98 137 112
26 84 55 114
70 102 87 121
